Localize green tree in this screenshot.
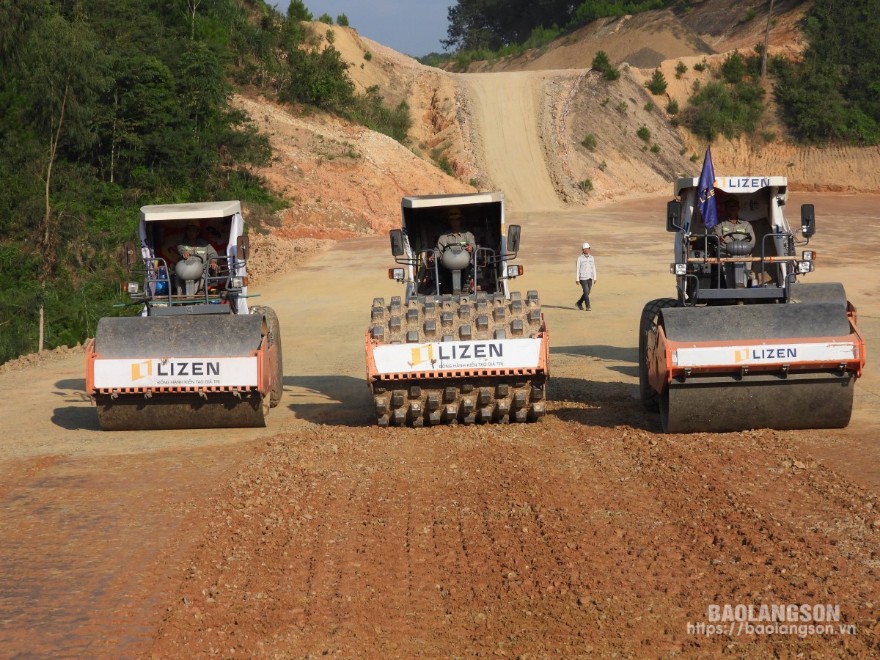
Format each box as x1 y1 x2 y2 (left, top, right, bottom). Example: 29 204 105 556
646 69 667 95
287 0 313 21
281 45 355 111
720 51 751 84
445 0 574 51
592 50 620 81
0 0 414 365
685 80 764 140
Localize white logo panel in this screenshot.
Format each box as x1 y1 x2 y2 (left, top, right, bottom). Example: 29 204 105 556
94 356 259 388
373 338 543 374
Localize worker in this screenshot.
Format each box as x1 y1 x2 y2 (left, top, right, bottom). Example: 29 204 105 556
177 223 219 269
436 207 475 254
713 198 755 288
176 223 219 295
713 198 755 253
436 207 475 293
575 242 597 310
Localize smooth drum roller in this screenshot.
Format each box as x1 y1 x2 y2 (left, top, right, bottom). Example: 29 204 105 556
654 290 862 433
95 391 270 431
661 378 855 434
646 174 866 433
88 314 275 431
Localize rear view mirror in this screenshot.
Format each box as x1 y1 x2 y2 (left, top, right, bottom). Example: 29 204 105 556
800 204 816 237
237 234 250 260
389 229 405 257
666 200 682 232
123 240 137 266
507 224 521 254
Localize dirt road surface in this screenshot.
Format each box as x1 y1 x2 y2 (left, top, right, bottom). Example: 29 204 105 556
459 72 565 213
2 59 880 656
1 194 878 657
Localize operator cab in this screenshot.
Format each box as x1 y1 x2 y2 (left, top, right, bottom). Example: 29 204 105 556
125 200 250 315
390 192 521 300
668 176 814 304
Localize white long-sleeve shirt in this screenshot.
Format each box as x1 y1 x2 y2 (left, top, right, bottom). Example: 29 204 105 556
576 253 597 282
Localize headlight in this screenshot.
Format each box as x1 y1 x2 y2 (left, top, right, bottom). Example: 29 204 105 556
506 265 523 277
671 263 687 275
802 250 816 261
125 282 139 294
229 276 244 288
388 267 405 282
797 260 815 274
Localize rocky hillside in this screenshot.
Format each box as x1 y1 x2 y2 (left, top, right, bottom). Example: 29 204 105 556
239 5 880 241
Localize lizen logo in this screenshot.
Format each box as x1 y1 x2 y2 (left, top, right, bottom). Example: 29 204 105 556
735 347 798 363
130 360 222 381
721 176 771 190
438 343 503 360
156 361 221 376
408 342 504 368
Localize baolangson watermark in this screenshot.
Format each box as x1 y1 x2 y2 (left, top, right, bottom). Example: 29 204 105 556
687 604 857 638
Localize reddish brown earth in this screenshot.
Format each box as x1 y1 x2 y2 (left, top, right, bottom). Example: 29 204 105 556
2 195 878 658
148 424 880 657
2 5 880 658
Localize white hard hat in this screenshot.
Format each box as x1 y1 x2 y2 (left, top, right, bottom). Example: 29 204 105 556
582 242 591 249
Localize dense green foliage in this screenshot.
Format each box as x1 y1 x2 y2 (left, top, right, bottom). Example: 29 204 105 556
0 0 410 364
772 0 880 144
679 0 880 144
0 0 268 362
682 52 765 140
423 24 563 72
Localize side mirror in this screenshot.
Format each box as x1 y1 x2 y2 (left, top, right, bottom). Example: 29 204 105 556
123 240 137 266
237 234 250 260
800 204 816 238
666 200 682 232
389 229 405 257
507 224 521 254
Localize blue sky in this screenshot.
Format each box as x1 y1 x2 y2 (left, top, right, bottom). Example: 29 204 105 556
273 1 456 57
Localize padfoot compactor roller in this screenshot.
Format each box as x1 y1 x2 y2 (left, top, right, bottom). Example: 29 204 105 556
640 175 865 433
86 201 283 430
366 192 549 426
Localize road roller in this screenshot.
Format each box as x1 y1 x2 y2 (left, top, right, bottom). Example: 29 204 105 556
639 175 865 433
365 192 549 426
86 201 283 430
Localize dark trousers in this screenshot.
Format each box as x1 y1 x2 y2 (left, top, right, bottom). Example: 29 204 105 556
577 279 593 308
